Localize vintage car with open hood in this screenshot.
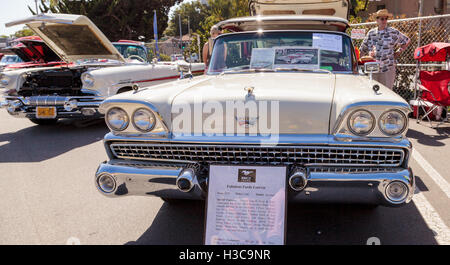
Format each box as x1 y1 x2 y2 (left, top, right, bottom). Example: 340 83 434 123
94 5 414 207
0 14 202 125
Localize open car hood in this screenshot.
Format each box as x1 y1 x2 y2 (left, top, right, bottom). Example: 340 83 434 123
7 36 61 63
249 0 349 19
6 14 125 63
8 43 33 62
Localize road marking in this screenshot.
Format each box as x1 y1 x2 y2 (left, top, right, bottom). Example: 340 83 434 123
412 189 450 245
0 141 8 147
412 148 450 199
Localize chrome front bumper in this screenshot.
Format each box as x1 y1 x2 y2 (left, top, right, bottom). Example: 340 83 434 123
95 159 415 207
95 134 414 206
0 95 104 119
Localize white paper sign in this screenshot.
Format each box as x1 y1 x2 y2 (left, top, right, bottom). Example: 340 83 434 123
313 33 343 53
205 165 286 245
250 48 275 69
273 46 320 69
351 28 366 40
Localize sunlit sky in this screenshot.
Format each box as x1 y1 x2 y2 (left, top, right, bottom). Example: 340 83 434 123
0 0 196 37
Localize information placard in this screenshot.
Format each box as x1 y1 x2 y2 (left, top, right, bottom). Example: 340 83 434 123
351 28 367 40
205 165 287 245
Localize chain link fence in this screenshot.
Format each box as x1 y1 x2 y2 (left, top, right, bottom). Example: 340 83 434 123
349 14 450 101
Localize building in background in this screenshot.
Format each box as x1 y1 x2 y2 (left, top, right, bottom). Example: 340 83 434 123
0 37 14 54
358 0 448 21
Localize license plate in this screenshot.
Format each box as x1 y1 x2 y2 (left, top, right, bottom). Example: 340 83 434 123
36 107 56 119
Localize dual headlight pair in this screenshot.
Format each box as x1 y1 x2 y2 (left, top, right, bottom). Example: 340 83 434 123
348 109 407 136
106 107 156 132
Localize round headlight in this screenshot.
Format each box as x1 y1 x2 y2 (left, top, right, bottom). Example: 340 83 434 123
379 110 407 136
82 73 95 87
106 107 129 131
347 110 375 136
132 108 156 132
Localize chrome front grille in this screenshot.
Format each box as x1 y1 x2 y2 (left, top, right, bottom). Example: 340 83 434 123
109 143 405 167
17 95 103 106
28 95 67 106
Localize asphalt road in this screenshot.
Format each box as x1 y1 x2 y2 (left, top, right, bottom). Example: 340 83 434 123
0 110 449 245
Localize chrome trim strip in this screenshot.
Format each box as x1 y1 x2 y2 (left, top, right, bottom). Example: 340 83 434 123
103 132 412 149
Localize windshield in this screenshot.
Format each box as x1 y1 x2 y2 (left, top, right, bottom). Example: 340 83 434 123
208 31 355 74
113 44 148 62
0 55 23 64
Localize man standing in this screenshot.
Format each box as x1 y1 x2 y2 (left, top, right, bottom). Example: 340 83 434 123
202 25 222 73
360 9 411 89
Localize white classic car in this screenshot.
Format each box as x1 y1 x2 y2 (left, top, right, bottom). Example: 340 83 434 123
0 14 203 125
94 8 414 207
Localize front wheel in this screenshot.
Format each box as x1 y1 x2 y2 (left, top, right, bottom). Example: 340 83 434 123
29 118 58 126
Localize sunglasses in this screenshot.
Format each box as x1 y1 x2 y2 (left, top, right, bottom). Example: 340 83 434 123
377 17 388 21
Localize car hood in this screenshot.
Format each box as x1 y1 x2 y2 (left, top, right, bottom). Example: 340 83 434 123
109 72 337 135
6 14 125 63
8 41 61 64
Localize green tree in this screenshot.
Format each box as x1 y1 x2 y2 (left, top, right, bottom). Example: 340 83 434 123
12 27 35 38
164 1 211 37
29 0 181 41
196 0 250 52
349 0 370 23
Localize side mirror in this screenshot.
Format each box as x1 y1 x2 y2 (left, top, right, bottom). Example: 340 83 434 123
364 62 380 74
364 62 380 83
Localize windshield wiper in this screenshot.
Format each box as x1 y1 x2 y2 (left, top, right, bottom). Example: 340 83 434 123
220 68 275 75
274 68 333 74
220 67 334 75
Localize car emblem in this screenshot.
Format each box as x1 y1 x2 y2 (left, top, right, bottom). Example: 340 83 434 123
235 116 259 127
238 169 256 183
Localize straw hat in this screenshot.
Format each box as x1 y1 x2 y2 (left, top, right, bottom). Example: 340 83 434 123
370 9 394 20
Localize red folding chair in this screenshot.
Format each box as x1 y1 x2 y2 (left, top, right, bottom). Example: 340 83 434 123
413 42 450 128
415 70 450 127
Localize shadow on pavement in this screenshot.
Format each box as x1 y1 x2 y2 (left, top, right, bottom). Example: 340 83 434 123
406 127 449 147
127 195 438 245
0 119 108 163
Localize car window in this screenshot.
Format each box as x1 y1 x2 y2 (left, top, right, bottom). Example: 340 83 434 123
113 44 148 62
208 31 354 74
1 55 22 63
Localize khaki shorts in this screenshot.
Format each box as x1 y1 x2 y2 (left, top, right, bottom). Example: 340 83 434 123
373 67 396 90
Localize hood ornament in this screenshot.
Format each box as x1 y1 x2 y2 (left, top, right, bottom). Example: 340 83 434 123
236 86 258 127
244 86 255 101
245 86 254 96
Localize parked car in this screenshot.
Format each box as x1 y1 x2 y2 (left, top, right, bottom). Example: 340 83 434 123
95 3 414 207
171 54 184 61
0 14 200 125
0 54 23 70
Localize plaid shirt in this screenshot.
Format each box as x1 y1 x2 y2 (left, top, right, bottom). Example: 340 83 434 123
360 27 410 72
